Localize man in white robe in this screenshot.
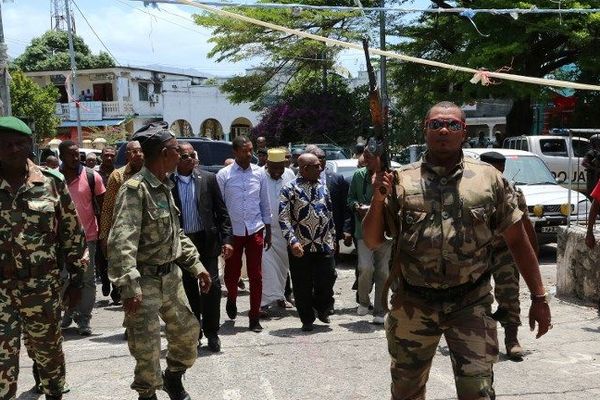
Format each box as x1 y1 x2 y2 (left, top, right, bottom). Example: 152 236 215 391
261 148 296 311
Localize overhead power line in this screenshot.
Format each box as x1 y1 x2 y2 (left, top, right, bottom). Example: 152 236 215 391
134 0 600 16
71 0 120 64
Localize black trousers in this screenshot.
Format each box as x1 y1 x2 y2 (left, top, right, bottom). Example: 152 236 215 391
288 251 337 325
183 231 222 337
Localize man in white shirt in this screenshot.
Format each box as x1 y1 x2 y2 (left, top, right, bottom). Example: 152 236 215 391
216 136 272 332
261 148 295 312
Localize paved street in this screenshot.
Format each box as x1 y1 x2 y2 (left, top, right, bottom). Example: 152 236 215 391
15 245 600 400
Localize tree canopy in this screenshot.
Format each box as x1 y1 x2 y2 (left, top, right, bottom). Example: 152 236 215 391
387 0 600 138
12 30 115 72
10 70 60 140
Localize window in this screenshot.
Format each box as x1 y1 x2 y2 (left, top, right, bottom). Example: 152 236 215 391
572 138 590 158
518 139 529 151
138 82 149 101
154 82 162 94
540 139 568 157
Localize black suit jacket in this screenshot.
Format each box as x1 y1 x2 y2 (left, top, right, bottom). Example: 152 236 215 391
325 171 351 241
172 167 233 258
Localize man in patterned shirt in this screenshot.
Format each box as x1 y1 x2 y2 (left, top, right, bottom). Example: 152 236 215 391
279 153 337 332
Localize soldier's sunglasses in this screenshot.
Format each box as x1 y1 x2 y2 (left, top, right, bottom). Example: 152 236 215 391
180 153 196 160
425 118 466 132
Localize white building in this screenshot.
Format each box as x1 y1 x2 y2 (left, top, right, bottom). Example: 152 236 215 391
25 66 260 141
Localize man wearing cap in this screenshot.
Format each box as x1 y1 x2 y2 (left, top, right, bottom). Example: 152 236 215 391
261 148 296 312
108 122 212 400
171 141 233 353
0 116 86 400
480 151 538 360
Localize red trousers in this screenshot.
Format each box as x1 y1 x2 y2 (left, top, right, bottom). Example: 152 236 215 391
224 230 263 320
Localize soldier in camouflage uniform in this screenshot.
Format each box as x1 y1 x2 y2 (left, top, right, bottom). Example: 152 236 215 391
0 116 85 400
480 151 538 360
108 122 211 400
363 102 552 400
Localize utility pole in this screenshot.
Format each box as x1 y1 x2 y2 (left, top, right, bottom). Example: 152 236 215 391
64 0 82 146
0 2 12 116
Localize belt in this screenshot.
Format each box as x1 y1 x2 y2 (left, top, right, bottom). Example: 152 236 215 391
138 263 173 276
402 272 491 302
0 263 55 280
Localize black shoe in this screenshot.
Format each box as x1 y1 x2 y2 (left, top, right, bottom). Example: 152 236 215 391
163 370 191 400
139 394 158 400
101 281 111 297
237 279 245 290
226 299 237 320
249 318 263 332
110 287 121 305
317 311 330 324
207 335 221 352
301 323 314 332
45 395 62 400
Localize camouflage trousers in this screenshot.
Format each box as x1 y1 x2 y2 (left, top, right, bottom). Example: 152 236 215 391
385 298 498 400
0 277 66 399
491 248 521 327
123 266 200 398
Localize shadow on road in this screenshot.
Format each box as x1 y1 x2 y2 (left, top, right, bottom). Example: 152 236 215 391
338 321 384 334
269 324 333 338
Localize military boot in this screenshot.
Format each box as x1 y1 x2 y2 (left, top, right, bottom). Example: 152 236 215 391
504 324 524 359
138 394 158 400
45 395 62 400
163 370 191 400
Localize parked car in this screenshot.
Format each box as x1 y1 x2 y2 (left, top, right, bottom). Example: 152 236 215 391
325 158 401 183
464 148 591 244
114 137 235 173
502 135 590 193
393 144 426 165
291 143 350 160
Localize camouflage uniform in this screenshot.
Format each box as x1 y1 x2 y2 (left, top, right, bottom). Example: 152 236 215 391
107 166 206 398
491 184 528 327
0 160 85 399
383 154 522 400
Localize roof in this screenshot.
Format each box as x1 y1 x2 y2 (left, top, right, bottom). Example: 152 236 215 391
59 119 124 128
25 65 210 80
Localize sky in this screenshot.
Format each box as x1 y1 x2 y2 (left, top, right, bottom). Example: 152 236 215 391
3 0 429 78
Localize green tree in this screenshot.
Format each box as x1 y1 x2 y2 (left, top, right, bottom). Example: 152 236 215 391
194 0 395 109
13 30 115 72
10 70 61 140
387 0 600 136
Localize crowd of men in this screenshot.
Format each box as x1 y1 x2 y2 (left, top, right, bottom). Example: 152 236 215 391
0 101 553 400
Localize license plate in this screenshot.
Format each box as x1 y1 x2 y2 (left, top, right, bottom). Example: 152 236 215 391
541 226 558 233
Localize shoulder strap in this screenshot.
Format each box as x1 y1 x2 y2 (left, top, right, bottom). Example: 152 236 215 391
85 167 100 216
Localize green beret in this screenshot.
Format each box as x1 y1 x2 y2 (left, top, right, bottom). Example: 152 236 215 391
480 151 506 164
131 121 175 153
0 116 32 137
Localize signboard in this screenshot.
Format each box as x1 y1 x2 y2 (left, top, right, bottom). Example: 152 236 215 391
69 101 103 121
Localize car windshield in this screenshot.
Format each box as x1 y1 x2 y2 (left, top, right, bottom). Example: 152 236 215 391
504 155 557 185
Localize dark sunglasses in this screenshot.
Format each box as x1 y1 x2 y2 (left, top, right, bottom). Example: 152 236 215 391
179 153 196 160
425 118 466 132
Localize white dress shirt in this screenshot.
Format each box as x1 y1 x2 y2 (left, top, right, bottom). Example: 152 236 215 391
217 161 271 236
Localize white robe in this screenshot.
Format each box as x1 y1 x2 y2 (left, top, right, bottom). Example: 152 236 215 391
261 167 296 307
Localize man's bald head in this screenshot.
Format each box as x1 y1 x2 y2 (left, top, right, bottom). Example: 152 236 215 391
298 153 321 182
425 101 465 122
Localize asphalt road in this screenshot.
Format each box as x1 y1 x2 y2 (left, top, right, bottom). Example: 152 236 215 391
14 244 600 400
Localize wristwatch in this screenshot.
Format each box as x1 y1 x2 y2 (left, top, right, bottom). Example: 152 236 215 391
530 292 549 303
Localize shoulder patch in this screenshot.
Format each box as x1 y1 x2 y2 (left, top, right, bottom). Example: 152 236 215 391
40 166 65 182
125 175 143 189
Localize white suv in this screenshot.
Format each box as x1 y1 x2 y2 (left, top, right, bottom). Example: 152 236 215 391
464 148 591 244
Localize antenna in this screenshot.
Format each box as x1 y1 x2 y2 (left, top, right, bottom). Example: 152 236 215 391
51 0 75 33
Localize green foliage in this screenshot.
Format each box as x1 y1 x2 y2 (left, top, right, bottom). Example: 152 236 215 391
193 0 388 107
387 0 600 135
12 30 115 72
9 70 60 140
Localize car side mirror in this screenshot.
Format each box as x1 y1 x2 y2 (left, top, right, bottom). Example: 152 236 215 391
555 177 565 184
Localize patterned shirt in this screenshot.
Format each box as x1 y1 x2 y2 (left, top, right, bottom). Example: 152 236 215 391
98 163 137 241
279 177 336 254
107 166 206 299
216 162 271 236
174 172 203 234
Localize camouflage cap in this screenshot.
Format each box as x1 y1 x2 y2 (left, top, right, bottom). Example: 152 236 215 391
131 121 175 153
0 116 32 137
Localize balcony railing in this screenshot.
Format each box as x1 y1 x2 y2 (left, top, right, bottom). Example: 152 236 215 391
55 101 134 120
